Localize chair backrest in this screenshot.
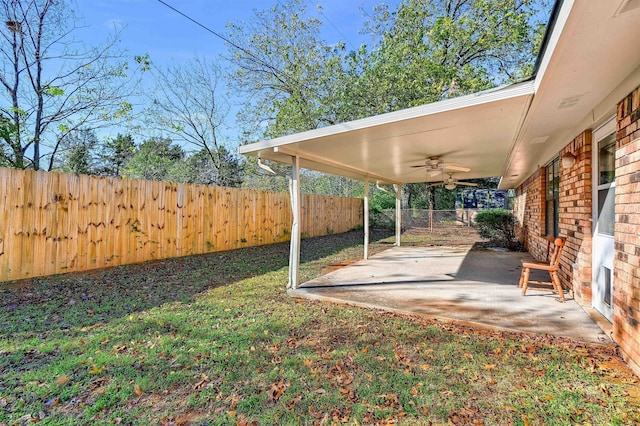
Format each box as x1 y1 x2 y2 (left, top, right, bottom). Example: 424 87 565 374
549 238 565 268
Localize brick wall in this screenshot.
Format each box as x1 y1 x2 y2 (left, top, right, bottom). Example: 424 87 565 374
558 132 593 304
513 131 593 301
614 86 640 375
513 169 548 260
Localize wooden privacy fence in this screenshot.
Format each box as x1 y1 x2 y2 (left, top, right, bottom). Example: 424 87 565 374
0 168 363 282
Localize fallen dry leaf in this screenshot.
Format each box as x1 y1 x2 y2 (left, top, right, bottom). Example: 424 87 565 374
284 394 302 410
55 375 70 386
134 384 143 396
268 378 288 403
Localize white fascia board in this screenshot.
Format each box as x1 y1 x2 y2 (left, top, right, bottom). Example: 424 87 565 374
238 80 536 156
534 0 575 93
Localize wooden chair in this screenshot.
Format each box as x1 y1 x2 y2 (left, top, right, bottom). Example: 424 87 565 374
519 237 566 301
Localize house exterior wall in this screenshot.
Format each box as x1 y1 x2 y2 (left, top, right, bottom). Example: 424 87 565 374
515 85 640 376
512 132 593 304
614 86 640 374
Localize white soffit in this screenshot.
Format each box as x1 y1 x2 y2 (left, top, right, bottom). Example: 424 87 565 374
239 81 535 184
502 0 640 188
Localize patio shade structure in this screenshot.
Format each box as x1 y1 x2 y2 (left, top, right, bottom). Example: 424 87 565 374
239 82 536 289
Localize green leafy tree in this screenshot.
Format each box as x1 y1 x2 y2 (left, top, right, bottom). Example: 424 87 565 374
349 0 547 116
124 137 185 181
169 147 243 187
226 0 347 137
0 0 146 171
97 134 136 178
54 128 99 175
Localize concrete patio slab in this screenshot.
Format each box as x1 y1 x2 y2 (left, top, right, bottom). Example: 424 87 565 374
290 245 612 344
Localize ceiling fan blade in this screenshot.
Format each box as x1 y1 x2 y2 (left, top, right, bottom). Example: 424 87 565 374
410 164 428 168
426 182 444 188
456 182 478 187
442 163 471 173
428 170 442 177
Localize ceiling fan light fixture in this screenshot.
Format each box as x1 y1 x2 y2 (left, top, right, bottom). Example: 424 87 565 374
444 183 457 190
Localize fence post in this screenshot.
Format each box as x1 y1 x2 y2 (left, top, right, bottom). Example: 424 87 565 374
429 209 433 233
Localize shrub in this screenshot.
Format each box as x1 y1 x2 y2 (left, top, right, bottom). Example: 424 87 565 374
369 191 396 229
370 191 396 213
475 208 518 249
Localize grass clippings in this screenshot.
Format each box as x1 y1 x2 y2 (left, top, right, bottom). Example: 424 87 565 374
1 229 639 425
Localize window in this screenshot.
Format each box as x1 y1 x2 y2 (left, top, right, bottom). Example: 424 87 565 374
545 157 560 236
596 133 616 236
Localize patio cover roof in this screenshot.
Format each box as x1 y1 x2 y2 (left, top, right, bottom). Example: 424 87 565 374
239 81 534 185
238 0 640 189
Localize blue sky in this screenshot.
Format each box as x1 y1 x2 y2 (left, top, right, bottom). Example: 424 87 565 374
76 0 391 63
73 0 398 146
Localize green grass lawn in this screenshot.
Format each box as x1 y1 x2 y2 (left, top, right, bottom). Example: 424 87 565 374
1 230 639 425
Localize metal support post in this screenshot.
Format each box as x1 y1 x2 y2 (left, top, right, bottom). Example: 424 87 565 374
287 155 301 289
364 178 369 259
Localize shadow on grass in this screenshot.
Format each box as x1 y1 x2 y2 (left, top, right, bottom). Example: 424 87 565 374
0 230 393 337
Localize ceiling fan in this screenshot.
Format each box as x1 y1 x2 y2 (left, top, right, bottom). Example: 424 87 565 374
411 156 471 177
427 173 478 190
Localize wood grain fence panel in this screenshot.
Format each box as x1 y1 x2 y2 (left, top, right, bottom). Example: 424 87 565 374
0 168 10 281
66 174 81 272
183 184 195 256
189 185 197 253
125 178 137 264
202 186 213 252
76 174 91 272
228 189 235 248
170 182 180 258
208 186 217 252
195 185 204 254
144 179 158 260
99 178 111 268
0 168 363 282
189 185 200 255
148 179 159 259
7 170 24 279
30 172 45 278
99 178 109 267
175 184 185 257
18 170 35 278
140 179 152 262
111 177 124 267
242 189 252 247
